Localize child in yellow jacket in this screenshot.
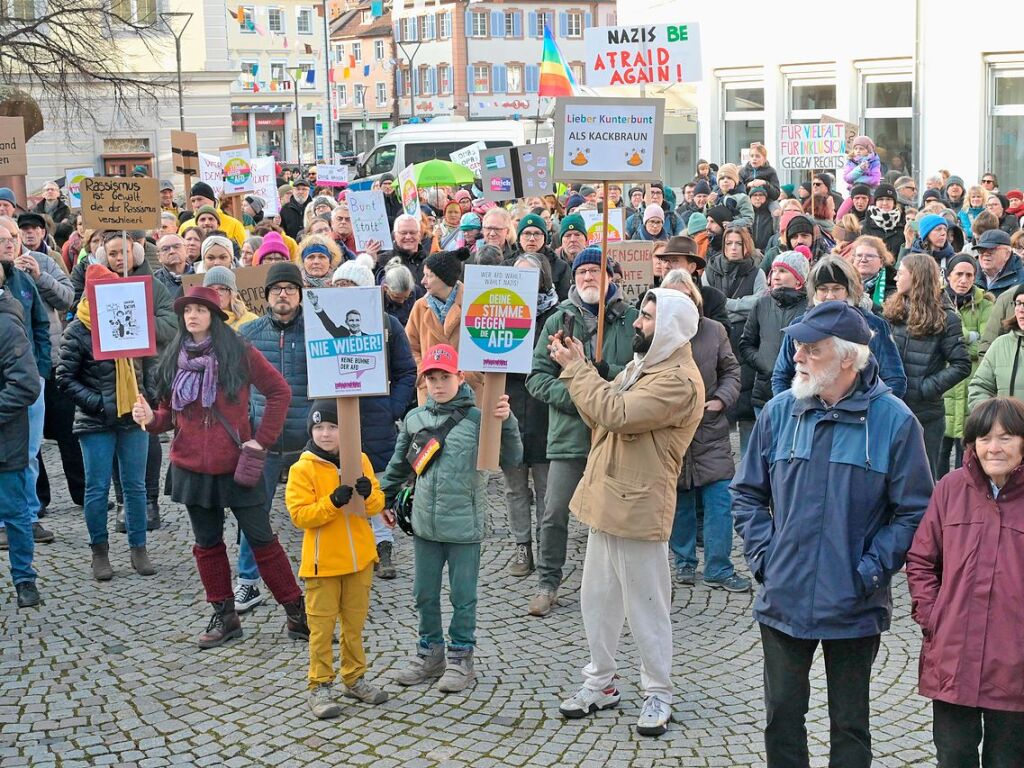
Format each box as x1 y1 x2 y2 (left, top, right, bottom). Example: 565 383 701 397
286 399 386 720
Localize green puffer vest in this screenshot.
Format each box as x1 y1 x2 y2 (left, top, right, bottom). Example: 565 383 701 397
944 288 994 439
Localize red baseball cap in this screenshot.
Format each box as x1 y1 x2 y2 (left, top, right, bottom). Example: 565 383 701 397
420 344 459 376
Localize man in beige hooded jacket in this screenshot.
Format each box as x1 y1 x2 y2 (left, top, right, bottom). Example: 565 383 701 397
549 287 704 736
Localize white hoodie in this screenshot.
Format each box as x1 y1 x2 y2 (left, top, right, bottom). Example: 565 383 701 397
618 287 699 392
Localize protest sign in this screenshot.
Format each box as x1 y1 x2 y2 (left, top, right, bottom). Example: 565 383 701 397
85 275 158 361
553 96 665 182
398 164 419 216
64 167 94 209
199 153 224 197
171 130 200 176
515 144 551 196
0 117 27 176
250 157 279 216
316 164 349 187
303 286 389 398
80 177 161 230
580 208 624 245
480 148 515 202
449 141 487 178
821 115 859 149
778 123 847 170
182 263 273 316
220 145 254 194
347 189 393 251
607 241 654 305
458 265 539 375
585 23 702 87
480 144 551 201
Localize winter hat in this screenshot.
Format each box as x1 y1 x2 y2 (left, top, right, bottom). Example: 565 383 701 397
190 182 216 201
785 214 815 241
263 261 303 298
692 180 712 197
424 248 469 287
717 163 740 185
748 186 768 199
1006 190 1023 202
195 205 221 224
201 235 233 260
813 173 832 190
331 260 374 287
564 193 585 212
943 175 966 193
921 189 944 205
173 286 228 320
771 251 810 288
793 245 813 263
454 189 472 203
852 135 876 154
706 205 735 226
917 213 947 241
0 187 17 206
579 185 596 197
686 212 708 236
517 213 548 244
944 253 979 279
301 242 332 261
627 186 644 199
781 183 796 197
560 213 586 237
459 212 481 231
307 399 338 436
572 246 612 275
812 260 850 292
850 183 872 199
874 183 897 203
245 195 265 216
202 265 236 292
255 231 290 263
643 204 665 223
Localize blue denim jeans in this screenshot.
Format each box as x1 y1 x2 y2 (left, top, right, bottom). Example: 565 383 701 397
0 470 35 585
80 428 149 547
669 478 735 582
0 379 44 533
237 451 296 584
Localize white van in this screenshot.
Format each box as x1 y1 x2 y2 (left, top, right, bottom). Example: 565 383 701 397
350 117 552 189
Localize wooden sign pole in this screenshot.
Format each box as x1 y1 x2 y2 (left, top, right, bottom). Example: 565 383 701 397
594 181 610 363
475 371 507 471
336 396 366 517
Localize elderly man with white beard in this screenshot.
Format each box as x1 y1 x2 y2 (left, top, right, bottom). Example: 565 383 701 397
732 301 932 768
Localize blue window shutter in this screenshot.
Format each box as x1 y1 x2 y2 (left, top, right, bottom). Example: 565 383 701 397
525 64 539 92
493 64 506 93
466 64 475 93
396 70 404 97
393 21 401 43
429 67 436 94
428 14 435 38
465 10 473 35
558 12 567 37
527 11 537 37
413 70 420 96
584 12 592 28
411 17 419 40
512 11 521 37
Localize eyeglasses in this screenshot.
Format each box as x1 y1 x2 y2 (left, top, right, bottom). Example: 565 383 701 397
268 285 299 296
1015 301 1024 310
982 178 996 184
158 244 184 253
520 231 544 238
483 226 507 234
812 181 825 187
853 252 880 261
793 341 827 359
815 285 847 298
212 286 232 295
575 267 601 277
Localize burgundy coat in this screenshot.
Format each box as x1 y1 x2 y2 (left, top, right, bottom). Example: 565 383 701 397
906 449 1024 712
148 345 289 476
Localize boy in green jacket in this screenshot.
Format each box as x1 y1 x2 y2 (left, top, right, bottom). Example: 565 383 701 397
380 343 522 693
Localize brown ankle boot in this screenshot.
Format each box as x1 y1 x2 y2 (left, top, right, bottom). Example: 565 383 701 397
130 546 156 576
283 597 309 641
197 599 243 649
90 543 113 581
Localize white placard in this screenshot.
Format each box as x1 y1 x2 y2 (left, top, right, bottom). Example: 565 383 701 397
584 23 703 87
398 164 419 217
250 157 279 216
778 123 848 170
199 153 224 197
347 189 393 251
316 164 349 187
220 146 254 195
580 208 625 245
449 141 487 178
64 166 94 209
553 97 665 182
458 265 540 374
303 286 390 397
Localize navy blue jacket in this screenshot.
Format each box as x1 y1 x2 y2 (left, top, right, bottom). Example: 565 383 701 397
771 305 907 399
732 361 932 639
239 308 308 454
2 263 50 378
359 313 417 471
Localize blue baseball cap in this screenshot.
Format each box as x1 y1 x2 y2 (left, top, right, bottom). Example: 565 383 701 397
783 301 872 345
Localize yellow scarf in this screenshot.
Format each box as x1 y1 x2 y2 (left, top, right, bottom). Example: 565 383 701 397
76 298 140 417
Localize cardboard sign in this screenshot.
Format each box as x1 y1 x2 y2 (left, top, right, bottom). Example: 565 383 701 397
0 117 28 176
64 166 95 209
553 97 665 182
580 209 625 245
480 144 551 201
316 164 349 187
449 141 487 178
778 123 847 170
515 144 551 196
171 130 200 176
199 153 225 197
585 23 702 87
821 115 859 149
181 263 273 317
220 145 254 194
85 275 158 360
398 164 419 217
458 265 540 374
250 157 279 216
480 147 515 202
80 177 161 230
607 241 654 305
347 189 393 251
303 286 390 397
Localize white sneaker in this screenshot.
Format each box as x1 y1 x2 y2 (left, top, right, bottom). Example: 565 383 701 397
234 582 264 614
558 686 621 719
636 695 671 736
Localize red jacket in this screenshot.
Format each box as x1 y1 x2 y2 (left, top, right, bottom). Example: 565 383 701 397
148 345 290 476
906 449 1024 712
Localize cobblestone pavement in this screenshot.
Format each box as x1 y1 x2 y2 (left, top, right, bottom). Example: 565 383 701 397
0 442 937 767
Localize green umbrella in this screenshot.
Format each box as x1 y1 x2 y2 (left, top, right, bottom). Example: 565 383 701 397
411 159 475 187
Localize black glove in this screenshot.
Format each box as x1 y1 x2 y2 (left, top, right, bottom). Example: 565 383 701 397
330 484 354 508
595 360 610 379
354 476 373 499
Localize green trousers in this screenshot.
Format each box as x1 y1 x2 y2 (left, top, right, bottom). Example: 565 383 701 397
413 536 481 648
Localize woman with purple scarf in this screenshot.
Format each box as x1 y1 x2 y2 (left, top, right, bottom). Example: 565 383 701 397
131 286 308 649
57 264 160 582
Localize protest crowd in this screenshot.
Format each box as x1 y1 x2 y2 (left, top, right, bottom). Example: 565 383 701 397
3 132 1024 766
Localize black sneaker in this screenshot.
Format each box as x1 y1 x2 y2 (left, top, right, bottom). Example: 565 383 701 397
16 581 40 609
32 523 55 544
234 582 265 614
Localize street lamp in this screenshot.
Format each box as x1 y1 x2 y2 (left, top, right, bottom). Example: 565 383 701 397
159 12 194 131
396 40 422 121
288 67 304 164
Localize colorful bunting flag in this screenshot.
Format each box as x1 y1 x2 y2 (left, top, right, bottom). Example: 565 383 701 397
363 65 370 76
348 54 356 68
539 24 577 97
370 0 383 17
305 68 316 84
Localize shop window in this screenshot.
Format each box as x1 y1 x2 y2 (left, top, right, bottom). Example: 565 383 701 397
862 73 913 176
722 82 765 165
989 67 1024 190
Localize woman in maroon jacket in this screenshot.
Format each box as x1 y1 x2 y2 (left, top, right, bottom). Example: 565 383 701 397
133 286 309 649
906 396 1024 767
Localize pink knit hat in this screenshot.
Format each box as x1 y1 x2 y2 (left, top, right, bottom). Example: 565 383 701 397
255 231 290 264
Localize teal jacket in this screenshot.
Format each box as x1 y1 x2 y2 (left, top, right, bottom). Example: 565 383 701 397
526 290 638 460
380 384 522 543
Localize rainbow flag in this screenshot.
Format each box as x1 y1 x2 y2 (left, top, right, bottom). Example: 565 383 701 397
538 25 577 97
